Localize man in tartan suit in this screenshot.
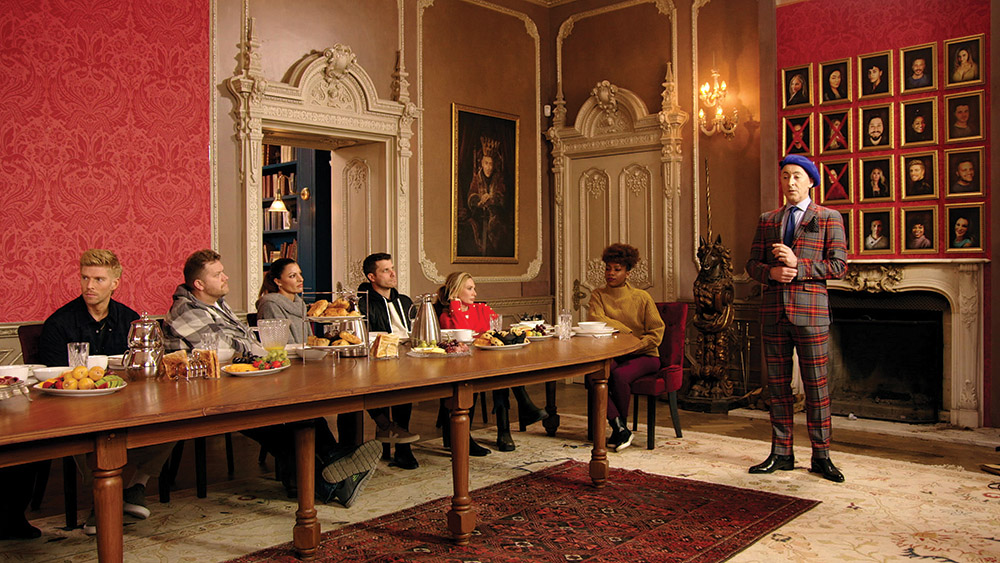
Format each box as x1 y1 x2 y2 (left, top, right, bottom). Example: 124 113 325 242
746 154 848 483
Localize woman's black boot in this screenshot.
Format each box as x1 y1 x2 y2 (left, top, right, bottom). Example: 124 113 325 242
495 406 516 452
512 386 548 431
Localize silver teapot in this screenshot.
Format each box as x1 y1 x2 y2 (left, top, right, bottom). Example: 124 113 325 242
124 313 164 378
408 293 441 347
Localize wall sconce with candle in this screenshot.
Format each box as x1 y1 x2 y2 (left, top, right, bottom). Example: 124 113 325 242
698 68 738 139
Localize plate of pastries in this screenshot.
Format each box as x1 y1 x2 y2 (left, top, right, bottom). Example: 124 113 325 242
307 332 363 349
307 297 363 321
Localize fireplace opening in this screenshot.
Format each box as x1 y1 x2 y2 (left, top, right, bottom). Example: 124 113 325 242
828 290 946 423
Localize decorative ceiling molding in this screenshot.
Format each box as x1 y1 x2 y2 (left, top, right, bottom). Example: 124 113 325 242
416 0 544 284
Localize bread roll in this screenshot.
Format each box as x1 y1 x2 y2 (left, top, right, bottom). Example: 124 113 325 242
339 331 361 345
331 298 350 309
307 335 330 347
324 307 348 317
307 300 329 317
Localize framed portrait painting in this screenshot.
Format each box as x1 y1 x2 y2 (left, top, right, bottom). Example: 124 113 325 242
782 64 813 109
900 43 936 93
819 58 851 105
858 104 892 151
839 209 854 254
859 155 894 202
901 98 936 147
859 208 893 254
821 160 852 204
900 152 937 200
858 50 893 99
820 109 851 154
944 147 984 197
901 207 937 254
451 103 519 263
945 34 984 87
782 114 812 156
945 203 983 252
944 91 984 143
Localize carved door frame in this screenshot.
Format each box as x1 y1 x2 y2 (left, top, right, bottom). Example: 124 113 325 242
226 14 416 310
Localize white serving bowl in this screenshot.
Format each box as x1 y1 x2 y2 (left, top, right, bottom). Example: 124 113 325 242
107 355 125 369
33 366 71 381
0 365 30 382
87 355 109 369
441 329 474 342
301 348 329 361
576 321 607 333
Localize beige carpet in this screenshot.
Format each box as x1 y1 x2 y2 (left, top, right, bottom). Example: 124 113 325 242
3 414 999 562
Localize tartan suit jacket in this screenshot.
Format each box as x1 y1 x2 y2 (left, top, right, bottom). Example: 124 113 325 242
746 201 847 327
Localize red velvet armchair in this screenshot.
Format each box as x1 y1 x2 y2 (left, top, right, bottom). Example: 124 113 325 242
630 302 688 449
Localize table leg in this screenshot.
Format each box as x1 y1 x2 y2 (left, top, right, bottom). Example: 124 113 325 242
542 381 560 436
588 361 610 487
293 424 319 560
446 383 476 545
91 431 127 563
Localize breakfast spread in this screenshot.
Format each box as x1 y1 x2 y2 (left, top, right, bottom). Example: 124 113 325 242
38 366 126 390
473 328 529 347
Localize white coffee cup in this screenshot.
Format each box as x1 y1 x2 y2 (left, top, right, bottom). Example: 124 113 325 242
0 365 30 382
87 355 109 370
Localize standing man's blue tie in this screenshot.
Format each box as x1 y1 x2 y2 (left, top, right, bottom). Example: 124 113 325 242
783 207 798 247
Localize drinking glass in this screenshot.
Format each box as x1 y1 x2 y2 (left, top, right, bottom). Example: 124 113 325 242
67 342 90 368
558 310 573 341
489 312 503 333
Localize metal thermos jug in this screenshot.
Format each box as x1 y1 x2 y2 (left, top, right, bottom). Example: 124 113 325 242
124 313 164 378
408 294 441 347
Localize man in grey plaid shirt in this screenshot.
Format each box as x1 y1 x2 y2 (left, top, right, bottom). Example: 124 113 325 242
164 249 381 507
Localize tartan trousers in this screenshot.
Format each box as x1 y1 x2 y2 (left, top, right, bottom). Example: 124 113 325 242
762 320 832 458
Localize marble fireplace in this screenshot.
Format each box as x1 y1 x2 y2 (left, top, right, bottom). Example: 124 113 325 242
827 260 986 428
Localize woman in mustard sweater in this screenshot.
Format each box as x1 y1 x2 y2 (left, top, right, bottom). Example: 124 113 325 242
588 243 665 451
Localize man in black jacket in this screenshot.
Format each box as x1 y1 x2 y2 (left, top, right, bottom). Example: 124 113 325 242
356 253 420 469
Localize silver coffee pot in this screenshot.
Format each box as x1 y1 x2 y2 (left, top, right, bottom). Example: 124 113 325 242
408 293 441 347
124 312 164 378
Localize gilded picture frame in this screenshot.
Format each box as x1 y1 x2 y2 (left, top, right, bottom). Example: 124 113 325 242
858 103 893 151
945 203 984 252
900 151 938 201
944 90 984 143
899 43 936 94
859 207 894 255
858 50 893 99
900 97 937 147
782 113 812 156
901 206 937 254
944 147 985 198
820 109 851 155
821 159 852 204
859 155 894 202
451 103 520 264
945 34 984 88
781 63 813 109
819 58 851 105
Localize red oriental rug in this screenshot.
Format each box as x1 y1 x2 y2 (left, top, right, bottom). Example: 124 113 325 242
227 460 818 562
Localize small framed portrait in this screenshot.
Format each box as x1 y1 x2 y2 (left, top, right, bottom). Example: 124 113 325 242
901 152 937 200
945 34 983 87
859 155 894 202
945 203 983 252
839 209 854 254
820 109 851 154
821 160 852 204
944 147 984 197
782 114 812 156
944 91 983 143
900 43 936 93
901 98 937 147
901 207 937 254
782 64 813 109
819 58 851 105
858 104 893 151
860 208 894 254
858 50 893 99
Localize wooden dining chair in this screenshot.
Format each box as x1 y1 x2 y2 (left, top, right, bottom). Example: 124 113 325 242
18 323 79 529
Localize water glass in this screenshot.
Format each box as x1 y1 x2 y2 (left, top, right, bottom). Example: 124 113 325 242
67 342 90 367
558 310 573 341
489 312 503 333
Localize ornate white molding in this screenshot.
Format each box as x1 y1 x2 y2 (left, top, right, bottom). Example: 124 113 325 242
829 261 984 427
210 0 219 251
226 5 412 310
416 0 544 284
692 0 711 268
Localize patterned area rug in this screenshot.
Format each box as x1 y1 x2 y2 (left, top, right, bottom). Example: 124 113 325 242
226 460 818 563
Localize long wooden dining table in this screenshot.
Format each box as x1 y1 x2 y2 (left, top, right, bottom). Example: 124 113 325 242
0 334 640 562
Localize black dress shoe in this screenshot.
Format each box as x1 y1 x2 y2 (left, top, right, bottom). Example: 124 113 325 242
810 458 845 483
469 437 491 457
748 454 795 474
389 447 419 470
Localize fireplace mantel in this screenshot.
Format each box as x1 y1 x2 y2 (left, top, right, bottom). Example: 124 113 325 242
829 259 988 428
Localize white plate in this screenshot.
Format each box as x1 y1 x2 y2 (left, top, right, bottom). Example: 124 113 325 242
407 348 472 358
572 326 617 335
307 315 366 323
33 381 127 397
474 341 530 350
308 343 364 351
526 334 554 341
222 364 291 377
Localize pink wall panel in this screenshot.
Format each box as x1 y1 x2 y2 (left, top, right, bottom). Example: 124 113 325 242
0 0 211 322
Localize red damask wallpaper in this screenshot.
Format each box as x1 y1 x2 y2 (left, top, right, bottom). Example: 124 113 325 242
0 1 211 322
777 0 990 259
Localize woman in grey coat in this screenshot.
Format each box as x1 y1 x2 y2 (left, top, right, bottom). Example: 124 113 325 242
256 258 308 343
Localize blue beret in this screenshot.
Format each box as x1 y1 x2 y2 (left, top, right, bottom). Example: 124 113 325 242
779 154 820 187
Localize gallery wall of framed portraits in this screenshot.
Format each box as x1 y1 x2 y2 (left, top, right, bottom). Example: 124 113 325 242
776 0 989 259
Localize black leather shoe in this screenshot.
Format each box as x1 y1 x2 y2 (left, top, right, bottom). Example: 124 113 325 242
389 447 419 470
810 458 845 483
748 454 795 474
469 437 491 457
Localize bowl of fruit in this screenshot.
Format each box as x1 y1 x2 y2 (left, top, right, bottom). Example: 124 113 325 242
35 366 127 396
